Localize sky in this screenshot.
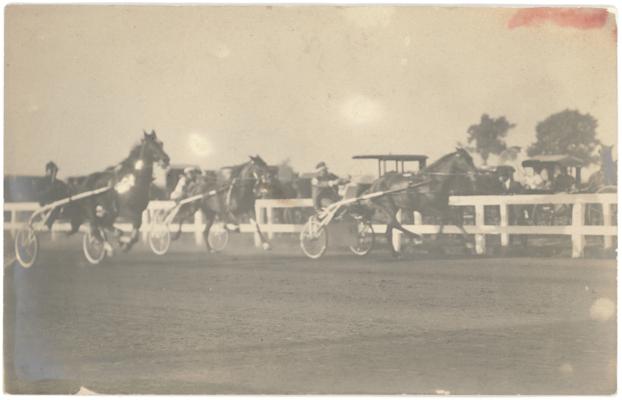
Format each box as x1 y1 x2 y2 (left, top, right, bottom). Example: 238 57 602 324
4 6 617 178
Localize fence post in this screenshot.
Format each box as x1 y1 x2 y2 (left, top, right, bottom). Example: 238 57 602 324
603 203 613 250
10 209 17 237
254 202 262 247
194 210 204 246
266 205 274 241
413 211 422 225
392 209 402 252
571 202 585 258
474 204 486 255
499 203 509 247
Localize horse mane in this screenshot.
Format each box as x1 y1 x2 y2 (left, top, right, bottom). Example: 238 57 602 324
424 151 458 172
222 156 268 179
112 143 143 174
424 149 474 173
222 162 248 178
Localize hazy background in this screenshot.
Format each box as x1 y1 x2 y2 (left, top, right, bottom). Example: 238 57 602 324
5 6 617 178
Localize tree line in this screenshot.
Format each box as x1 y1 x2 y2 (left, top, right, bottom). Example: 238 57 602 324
464 109 603 166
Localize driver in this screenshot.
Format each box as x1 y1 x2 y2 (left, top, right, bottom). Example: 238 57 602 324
45 161 59 183
40 161 64 230
311 161 345 210
171 166 201 202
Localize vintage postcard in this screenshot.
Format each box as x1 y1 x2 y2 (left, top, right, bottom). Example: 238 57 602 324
4 5 617 394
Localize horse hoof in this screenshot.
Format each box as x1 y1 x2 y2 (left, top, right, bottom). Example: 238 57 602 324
262 242 272 251
104 243 114 257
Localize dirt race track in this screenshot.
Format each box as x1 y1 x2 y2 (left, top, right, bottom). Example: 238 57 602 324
4 233 617 394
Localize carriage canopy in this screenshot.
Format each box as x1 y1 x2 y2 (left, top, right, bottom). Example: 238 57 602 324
352 154 428 177
521 155 584 185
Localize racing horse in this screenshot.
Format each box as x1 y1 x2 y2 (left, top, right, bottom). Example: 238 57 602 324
71 130 170 253
169 155 275 252
365 148 478 257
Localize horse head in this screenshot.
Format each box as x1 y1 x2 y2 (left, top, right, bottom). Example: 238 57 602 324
140 130 170 169
453 147 476 170
246 155 275 199
430 147 478 195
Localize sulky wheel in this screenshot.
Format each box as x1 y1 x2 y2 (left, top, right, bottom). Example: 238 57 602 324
349 220 375 256
148 223 172 256
14 226 39 268
208 223 229 252
300 216 328 259
82 228 108 265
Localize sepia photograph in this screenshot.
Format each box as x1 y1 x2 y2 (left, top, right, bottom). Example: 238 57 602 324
3 4 618 395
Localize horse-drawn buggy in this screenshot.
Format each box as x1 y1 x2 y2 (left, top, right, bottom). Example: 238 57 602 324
147 156 276 256
14 130 171 268
299 152 479 259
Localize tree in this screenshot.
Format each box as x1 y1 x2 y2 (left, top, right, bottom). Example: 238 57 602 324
527 109 601 165
466 114 515 165
498 146 523 164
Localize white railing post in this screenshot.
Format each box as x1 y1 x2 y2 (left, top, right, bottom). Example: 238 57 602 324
194 210 204 246
266 205 274 241
10 209 17 237
413 211 422 225
474 204 486 255
571 202 585 258
392 209 402 252
603 203 613 250
499 203 509 247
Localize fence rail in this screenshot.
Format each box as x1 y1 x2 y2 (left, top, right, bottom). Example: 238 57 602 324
4 192 617 258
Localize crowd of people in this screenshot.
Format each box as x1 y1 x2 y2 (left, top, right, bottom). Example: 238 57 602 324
502 165 576 194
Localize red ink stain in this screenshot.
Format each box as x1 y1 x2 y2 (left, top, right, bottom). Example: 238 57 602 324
508 8 609 30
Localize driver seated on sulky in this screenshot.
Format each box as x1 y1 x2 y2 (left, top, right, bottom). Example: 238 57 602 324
39 161 65 230
311 161 348 210
171 166 202 202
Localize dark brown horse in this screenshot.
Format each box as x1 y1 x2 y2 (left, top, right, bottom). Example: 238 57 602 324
71 130 170 252
171 155 275 251
365 148 478 256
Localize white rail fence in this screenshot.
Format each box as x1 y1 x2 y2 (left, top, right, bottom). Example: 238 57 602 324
4 193 617 258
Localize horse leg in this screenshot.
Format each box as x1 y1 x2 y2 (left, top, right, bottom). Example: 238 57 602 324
385 221 399 258
67 205 83 236
390 217 423 242
202 210 215 253
171 214 184 241
121 213 142 252
372 200 402 257
249 213 271 251
450 209 475 254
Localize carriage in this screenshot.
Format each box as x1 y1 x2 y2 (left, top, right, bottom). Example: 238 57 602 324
147 187 230 256
518 155 584 225
521 155 584 191
299 154 429 259
13 185 113 267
